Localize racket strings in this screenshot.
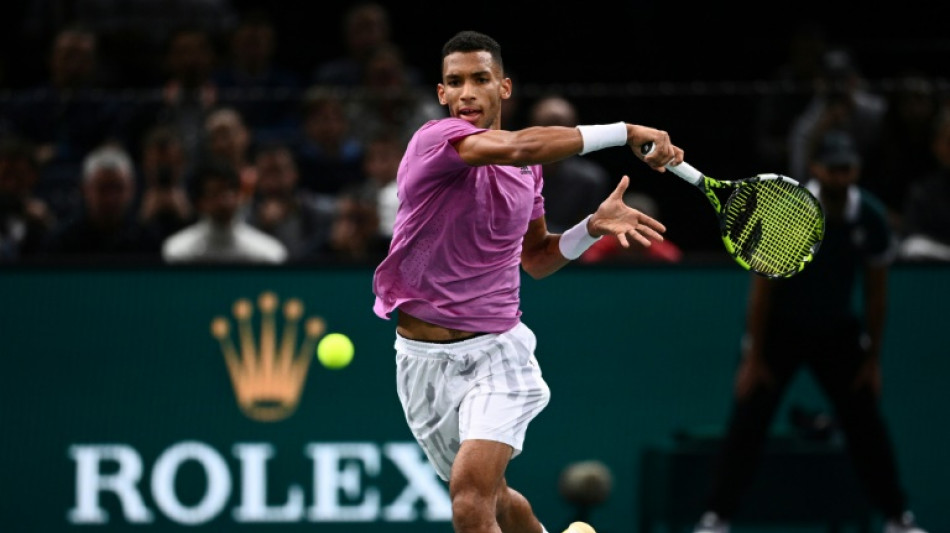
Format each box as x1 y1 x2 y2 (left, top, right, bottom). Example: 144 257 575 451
723 181 823 276
732 186 819 272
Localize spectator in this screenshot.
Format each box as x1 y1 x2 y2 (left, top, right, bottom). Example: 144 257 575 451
204 107 257 206
137 125 195 241
162 158 286 264
44 144 162 262
862 71 940 232
3 24 123 220
787 47 887 184
292 85 365 195
0 138 56 261
899 108 950 261
321 186 388 264
751 22 828 174
213 9 301 144
120 26 221 167
20 0 238 88
356 128 403 240
345 42 445 146
246 142 337 261
311 2 422 89
527 94 611 233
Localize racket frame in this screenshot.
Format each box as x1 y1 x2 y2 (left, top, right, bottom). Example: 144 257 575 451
703 173 825 278
639 142 824 278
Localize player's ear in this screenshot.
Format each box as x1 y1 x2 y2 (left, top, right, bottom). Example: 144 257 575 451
437 84 447 106
500 78 512 100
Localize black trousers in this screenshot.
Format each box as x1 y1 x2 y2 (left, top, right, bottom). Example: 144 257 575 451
705 320 907 521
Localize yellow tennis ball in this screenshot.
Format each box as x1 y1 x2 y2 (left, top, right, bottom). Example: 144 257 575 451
316 333 354 369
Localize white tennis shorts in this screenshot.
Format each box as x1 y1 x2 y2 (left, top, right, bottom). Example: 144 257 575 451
394 321 551 481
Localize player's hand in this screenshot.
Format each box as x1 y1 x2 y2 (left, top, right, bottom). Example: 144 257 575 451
588 175 666 248
628 125 683 170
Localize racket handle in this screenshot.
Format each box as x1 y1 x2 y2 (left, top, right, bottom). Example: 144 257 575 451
640 142 704 186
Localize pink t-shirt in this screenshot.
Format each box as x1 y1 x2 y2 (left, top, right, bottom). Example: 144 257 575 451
372 117 544 333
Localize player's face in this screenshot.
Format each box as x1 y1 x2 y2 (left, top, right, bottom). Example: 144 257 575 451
438 51 511 130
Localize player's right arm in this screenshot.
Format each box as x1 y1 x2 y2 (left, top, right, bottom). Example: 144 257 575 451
453 124 682 169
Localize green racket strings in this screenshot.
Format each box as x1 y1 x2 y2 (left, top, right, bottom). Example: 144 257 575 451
723 181 823 277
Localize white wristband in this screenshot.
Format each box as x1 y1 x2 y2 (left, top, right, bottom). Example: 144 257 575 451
558 215 602 260
577 122 627 155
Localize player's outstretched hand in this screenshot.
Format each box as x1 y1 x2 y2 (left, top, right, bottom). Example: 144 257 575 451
589 176 666 248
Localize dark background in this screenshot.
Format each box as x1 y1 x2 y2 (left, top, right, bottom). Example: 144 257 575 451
1 1 948 252
4 2 947 90
256 1 950 85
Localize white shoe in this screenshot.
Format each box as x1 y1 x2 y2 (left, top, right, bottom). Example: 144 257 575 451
562 522 596 533
693 511 730 533
884 511 927 533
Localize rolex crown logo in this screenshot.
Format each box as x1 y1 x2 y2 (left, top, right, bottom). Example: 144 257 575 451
211 291 325 422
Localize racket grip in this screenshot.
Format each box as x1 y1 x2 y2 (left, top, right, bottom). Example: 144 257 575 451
640 142 704 186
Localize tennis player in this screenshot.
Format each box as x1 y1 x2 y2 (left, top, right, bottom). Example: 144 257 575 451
372 30 684 533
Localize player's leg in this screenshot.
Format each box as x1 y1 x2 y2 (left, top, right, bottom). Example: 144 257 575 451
452 323 556 533
450 438 546 533
498 483 547 533
394 323 562 532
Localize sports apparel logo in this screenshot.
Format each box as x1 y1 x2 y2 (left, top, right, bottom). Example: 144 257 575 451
210 291 325 422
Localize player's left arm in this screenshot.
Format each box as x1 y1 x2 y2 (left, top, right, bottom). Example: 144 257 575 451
521 176 667 279
520 216 568 279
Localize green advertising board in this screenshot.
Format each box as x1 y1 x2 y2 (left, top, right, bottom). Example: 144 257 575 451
1 264 947 532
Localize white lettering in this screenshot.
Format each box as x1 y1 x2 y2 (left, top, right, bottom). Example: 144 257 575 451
68 440 451 524
68 444 153 524
306 443 380 521
151 441 231 525
232 443 304 522
382 443 452 521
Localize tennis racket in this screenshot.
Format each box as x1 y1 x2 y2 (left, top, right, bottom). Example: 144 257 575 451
641 142 825 278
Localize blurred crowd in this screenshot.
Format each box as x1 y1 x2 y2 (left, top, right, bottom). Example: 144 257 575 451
1 2 948 266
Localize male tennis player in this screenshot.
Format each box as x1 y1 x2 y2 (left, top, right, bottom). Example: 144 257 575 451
372 30 684 533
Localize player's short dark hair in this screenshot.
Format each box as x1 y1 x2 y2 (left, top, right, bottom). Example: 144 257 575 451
441 31 503 73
